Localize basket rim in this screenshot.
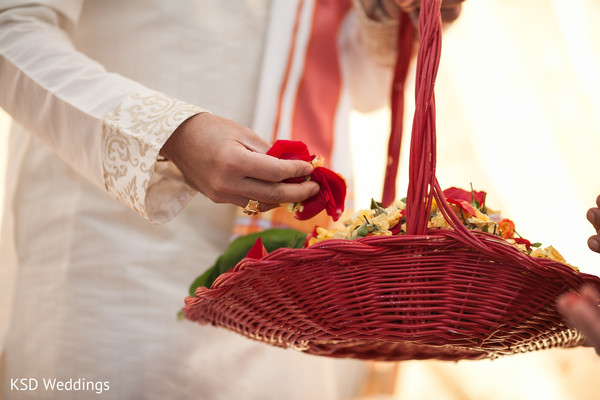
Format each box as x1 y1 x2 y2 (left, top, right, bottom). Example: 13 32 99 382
196 228 590 296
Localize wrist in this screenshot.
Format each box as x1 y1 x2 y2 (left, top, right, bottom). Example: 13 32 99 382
159 112 206 161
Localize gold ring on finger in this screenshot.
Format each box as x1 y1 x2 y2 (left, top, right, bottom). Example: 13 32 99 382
243 199 261 216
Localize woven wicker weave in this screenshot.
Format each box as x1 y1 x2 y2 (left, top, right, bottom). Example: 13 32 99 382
183 0 600 361
184 230 599 361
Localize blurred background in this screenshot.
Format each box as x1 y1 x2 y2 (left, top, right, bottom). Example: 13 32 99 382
349 0 600 398
1 0 599 399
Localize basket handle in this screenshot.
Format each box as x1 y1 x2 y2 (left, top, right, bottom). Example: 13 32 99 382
382 0 488 248
404 0 442 236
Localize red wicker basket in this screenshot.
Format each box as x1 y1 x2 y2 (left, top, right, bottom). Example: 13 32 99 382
184 231 598 361
183 0 600 361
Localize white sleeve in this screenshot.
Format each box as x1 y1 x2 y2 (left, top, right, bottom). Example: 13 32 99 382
0 2 204 224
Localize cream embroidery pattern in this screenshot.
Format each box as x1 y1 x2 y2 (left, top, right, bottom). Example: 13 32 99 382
102 91 202 220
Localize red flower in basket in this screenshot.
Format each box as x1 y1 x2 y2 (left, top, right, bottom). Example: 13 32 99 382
266 140 346 221
443 187 486 218
498 218 515 239
390 209 406 234
513 237 532 250
443 187 486 207
246 237 268 260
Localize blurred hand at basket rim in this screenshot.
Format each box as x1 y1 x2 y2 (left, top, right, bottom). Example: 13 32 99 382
557 284 600 356
555 196 600 356
365 0 465 25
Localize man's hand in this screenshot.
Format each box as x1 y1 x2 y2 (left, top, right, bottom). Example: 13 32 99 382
377 0 464 24
557 284 600 356
160 113 320 212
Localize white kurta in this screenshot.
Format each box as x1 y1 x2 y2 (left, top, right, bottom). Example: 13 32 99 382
0 1 394 399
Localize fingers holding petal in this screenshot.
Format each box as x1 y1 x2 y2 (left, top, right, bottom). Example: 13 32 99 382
242 151 314 183
236 178 320 207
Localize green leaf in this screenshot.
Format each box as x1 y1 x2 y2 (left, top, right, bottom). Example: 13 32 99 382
188 259 221 296
370 198 386 216
470 182 477 207
370 198 383 210
481 192 487 212
532 242 542 248
355 224 369 238
458 209 468 225
188 228 308 295
514 229 523 238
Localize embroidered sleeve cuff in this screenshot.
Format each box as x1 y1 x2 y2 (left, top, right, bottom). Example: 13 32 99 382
102 90 204 224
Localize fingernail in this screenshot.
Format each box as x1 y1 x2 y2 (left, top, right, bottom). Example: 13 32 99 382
310 184 320 197
303 163 314 175
559 292 580 308
588 236 600 253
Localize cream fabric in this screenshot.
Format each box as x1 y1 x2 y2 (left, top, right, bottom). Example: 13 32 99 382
0 1 394 399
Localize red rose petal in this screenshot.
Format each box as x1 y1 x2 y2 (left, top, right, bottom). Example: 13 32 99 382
295 167 346 221
514 237 532 250
295 195 324 221
443 187 486 207
304 226 320 247
266 140 311 162
390 209 406 234
246 237 268 260
267 140 312 183
446 198 478 218
265 140 347 222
